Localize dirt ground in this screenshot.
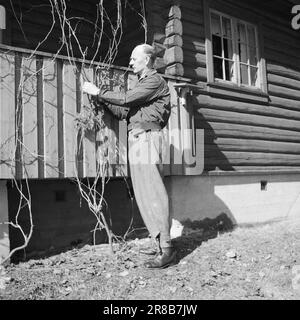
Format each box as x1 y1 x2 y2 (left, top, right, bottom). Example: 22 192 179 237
0 217 299 300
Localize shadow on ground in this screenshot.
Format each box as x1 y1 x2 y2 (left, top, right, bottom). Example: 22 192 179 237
172 213 235 262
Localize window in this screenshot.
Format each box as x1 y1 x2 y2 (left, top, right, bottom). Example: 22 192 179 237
210 10 261 89
0 5 6 44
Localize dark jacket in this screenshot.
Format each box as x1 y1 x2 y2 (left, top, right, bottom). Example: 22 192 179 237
98 69 170 131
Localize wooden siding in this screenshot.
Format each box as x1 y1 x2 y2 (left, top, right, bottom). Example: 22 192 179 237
0 45 201 179
163 0 300 172
0 47 129 179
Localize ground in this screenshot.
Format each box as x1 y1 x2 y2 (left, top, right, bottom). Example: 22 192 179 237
0 217 299 300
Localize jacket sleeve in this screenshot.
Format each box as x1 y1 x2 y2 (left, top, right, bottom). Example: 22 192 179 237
104 103 129 120
97 75 161 108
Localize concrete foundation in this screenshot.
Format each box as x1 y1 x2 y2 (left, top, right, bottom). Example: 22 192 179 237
2 172 300 261
165 172 300 225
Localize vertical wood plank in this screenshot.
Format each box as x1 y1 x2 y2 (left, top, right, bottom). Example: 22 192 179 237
167 80 183 175
57 59 65 178
107 68 122 177
0 52 15 178
43 58 59 178
163 78 171 176
118 120 128 177
15 54 23 179
118 71 128 177
95 67 110 177
36 57 45 178
63 62 77 177
82 66 96 177
203 0 214 83
75 65 84 178
23 55 38 178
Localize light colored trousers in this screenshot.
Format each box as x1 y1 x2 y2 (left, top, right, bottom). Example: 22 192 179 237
128 129 172 249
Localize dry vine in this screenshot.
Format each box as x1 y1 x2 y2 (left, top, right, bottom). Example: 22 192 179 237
1 0 147 262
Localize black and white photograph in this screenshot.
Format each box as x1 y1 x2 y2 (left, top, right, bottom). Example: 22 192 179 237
0 0 299 305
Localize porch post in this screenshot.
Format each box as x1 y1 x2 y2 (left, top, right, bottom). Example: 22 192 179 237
0 180 9 263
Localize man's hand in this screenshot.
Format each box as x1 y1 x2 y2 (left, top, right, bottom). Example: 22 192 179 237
82 82 100 96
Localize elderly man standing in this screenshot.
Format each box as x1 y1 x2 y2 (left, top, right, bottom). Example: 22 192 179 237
82 44 176 269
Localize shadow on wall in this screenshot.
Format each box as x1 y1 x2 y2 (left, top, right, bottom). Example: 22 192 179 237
7 178 145 263
191 103 235 172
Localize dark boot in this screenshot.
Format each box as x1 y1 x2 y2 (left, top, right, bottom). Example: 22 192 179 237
139 237 161 256
144 247 176 269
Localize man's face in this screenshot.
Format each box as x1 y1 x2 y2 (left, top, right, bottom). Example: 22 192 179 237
129 46 149 75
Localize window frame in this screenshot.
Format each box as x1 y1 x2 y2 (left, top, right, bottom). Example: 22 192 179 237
203 0 268 102
0 5 5 44
210 9 261 88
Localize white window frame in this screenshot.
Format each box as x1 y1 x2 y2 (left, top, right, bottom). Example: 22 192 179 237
0 5 6 44
210 9 261 89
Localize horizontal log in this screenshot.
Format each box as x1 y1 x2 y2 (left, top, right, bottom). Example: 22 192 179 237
265 49 300 72
264 37 300 62
267 73 300 91
183 49 206 68
154 57 167 70
263 25 300 53
195 108 300 132
202 122 300 143
182 64 207 81
269 96 300 112
205 151 300 166
153 42 167 56
165 63 184 76
182 20 205 39
268 84 300 101
165 18 183 37
149 12 169 28
267 63 300 81
224 166 300 172
194 94 300 120
181 6 204 26
180 0 203 12
169 5 182 20
164 34 183 48
151 30 167 44
145 0 172 11
206 138 300 155
163 46 183 64
182 36 206 54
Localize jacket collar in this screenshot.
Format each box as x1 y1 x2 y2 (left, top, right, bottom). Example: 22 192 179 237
138 68 157 81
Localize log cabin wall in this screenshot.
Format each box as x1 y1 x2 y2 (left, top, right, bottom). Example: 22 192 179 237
147 0 300 172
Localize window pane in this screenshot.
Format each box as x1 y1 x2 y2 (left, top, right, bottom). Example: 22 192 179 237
212 35 222 57
238 42 248 63
240 64 249 85
222 17 232 38
211 13 221 35
247 25 256 47
249 47 257 66
225 60 235 81
223 38 233 59
238 23 247 43
213 57 223 79
250 66 258 86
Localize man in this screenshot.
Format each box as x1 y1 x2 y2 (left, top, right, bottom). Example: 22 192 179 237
82 44 176 269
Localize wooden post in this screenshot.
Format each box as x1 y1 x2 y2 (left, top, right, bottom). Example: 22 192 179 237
0 181 9 263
